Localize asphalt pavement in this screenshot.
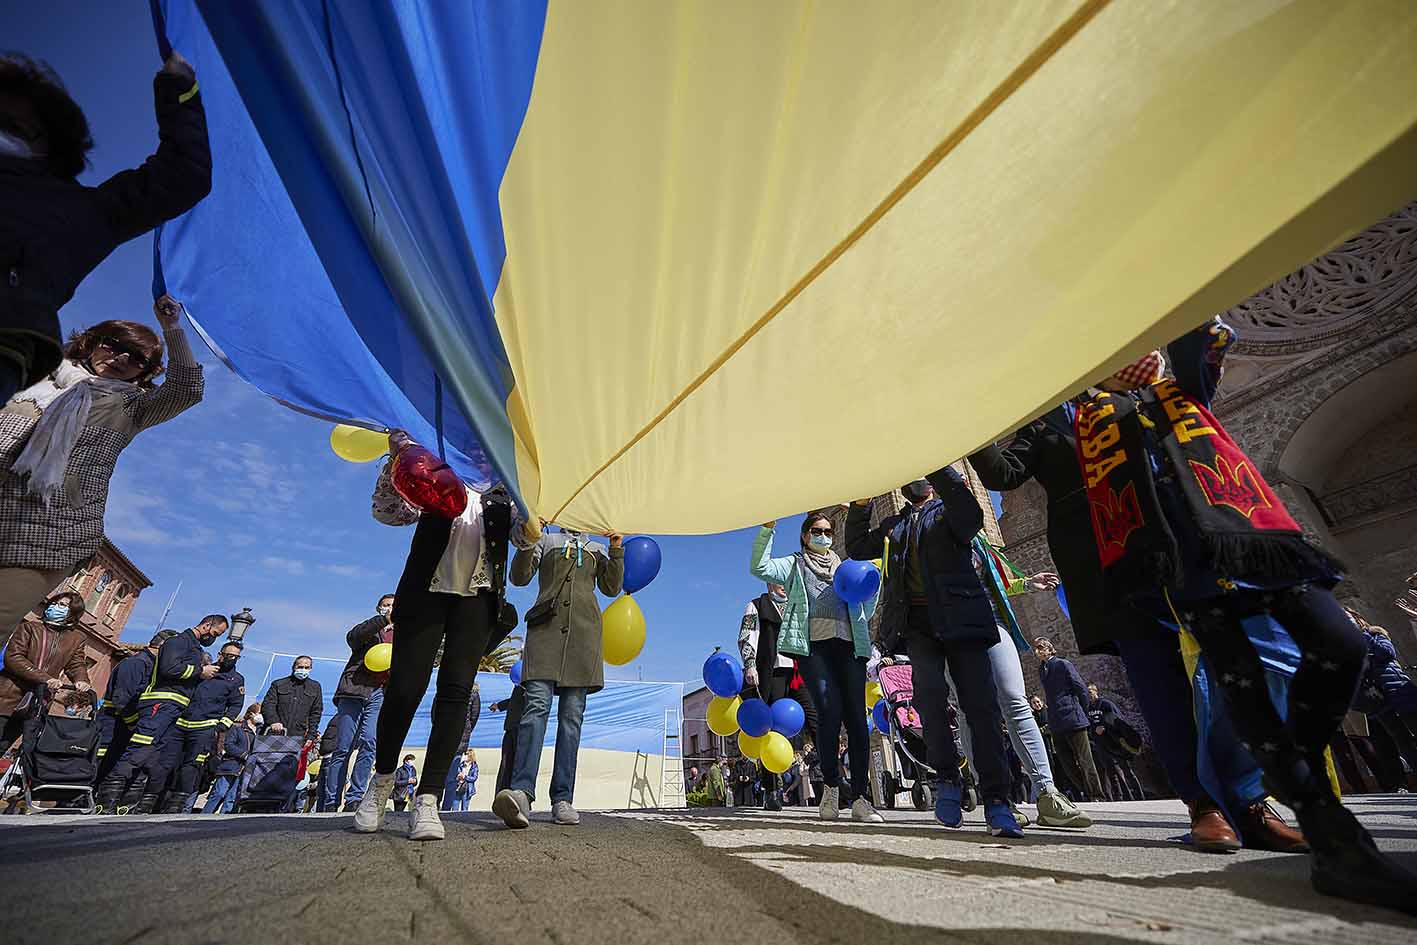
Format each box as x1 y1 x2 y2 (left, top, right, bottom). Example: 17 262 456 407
1 796 1414 945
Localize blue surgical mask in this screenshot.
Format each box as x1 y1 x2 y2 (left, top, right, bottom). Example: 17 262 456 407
770 590 787 604
809 534 833 551
43 604 70 624
293 668 311 681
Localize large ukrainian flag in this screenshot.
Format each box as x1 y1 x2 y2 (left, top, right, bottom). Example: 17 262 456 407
155 1 1417 533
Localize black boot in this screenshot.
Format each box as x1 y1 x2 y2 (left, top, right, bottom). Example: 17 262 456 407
92 779 124 815
116 776 148 815
160 793 189 814
1303 802 1417 915
131 793 162 815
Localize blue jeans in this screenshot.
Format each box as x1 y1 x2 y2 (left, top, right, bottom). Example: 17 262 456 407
202 775 239 813
319 689 383 811
510 681 588 804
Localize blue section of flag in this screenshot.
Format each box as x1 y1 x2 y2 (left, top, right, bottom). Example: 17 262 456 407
156 0 547 495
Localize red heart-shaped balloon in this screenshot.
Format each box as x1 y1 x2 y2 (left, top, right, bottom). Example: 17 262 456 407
391 444 468 519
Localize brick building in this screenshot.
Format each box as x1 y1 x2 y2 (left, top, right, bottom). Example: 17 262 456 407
28 538 154 709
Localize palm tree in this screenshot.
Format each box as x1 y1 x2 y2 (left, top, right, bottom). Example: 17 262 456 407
479 635 522 673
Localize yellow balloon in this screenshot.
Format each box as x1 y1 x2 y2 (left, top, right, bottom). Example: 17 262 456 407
363 642 393 673
738 731 766 760
864 680 883 708
761 732 793 774
707 696 741 736
330 424 388 463
601 594 647 665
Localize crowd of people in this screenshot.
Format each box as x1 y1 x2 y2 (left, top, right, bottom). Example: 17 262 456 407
1 44 1416 920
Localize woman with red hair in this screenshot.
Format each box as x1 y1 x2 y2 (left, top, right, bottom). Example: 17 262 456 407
0 295 203 649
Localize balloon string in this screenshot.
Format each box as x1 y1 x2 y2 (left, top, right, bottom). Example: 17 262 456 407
549 0 1112 525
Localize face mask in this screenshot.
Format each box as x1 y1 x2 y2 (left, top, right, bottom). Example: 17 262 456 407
901 479 933 504
219 655 239 672
0 129 35 159
293 668 311 681
769 590 787 604
42 604 70 624
378 605 392 618
808 534 833 551
250 714 264 728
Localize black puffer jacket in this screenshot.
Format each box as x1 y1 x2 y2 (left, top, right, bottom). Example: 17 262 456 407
0 70 211 386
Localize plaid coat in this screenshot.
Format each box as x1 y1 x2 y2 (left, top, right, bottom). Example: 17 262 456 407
0 329 204 571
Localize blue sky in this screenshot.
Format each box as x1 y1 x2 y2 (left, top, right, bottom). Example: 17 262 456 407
10 1 819 686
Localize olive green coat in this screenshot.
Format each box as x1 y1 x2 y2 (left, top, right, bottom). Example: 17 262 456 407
511 532 624 692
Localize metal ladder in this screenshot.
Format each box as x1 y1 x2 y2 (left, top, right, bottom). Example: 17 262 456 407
658 706 685 808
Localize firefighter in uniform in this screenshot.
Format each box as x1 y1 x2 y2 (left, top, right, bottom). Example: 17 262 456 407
94 630 177 800
163 640 246 813
94 614 229 813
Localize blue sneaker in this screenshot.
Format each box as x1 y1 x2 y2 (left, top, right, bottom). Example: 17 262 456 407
934 781 963 828
985 799 1024 839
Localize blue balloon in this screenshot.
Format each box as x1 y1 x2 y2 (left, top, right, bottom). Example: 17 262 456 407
770 698 804 738
702 652 743 698
872 698 891 735
1055 583 1070 620
621 536 663 593
737 698 773 738
833 560 881 605
510 660 523 686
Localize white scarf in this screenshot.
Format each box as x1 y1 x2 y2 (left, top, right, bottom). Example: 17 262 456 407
10 360 133 504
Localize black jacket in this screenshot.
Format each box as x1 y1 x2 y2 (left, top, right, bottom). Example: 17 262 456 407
334 615 391 702
968 326 1228 653
846 465 996 650
261 676 324 739
0 71 211 385
101 650 155 720
1038 656 1090 733
182 669 245 729
142 628 208 707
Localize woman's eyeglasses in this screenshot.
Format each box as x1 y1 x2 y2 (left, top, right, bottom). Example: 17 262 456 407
95 339 150 370
809 527 833 537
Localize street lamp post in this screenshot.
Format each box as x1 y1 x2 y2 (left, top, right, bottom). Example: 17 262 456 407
229 607 255 646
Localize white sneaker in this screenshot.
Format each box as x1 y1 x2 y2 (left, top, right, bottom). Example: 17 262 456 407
851 797 885 823
493 789 531 829
409 795 445 841
353 773 396 833
552 801 580 826
818 785 840 821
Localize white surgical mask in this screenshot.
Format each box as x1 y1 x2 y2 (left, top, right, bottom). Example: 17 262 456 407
769 590 787 604
250 714 263 727
809 534 833 551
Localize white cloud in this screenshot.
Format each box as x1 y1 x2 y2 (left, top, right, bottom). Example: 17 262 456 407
236 597 372 659
318 563 379 579
260 556 306 576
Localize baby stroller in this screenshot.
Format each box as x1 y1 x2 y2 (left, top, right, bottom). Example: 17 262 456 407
876 659 978 812
1 684 100 814
231 733 304 813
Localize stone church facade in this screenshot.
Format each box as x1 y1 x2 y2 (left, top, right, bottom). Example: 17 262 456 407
984 200 1417 792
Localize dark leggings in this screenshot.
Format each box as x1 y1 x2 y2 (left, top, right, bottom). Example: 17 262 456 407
377 591 493 798
1183 585 1367 811
798 637 871 802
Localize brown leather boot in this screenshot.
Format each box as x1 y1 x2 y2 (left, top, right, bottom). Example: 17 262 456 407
1188 799 1241 853
1238 801 1308 853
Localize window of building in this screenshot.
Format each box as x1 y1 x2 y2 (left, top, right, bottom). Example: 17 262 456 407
86 571 114 611
106 585 130 622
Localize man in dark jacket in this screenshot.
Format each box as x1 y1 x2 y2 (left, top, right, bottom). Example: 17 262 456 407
95 630 177 789
320 595 394 812
95 615 227 813
164 641 245 813
0 51 211 402
846 466 1018 837
262 656 323 743
1034 638 1105 801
